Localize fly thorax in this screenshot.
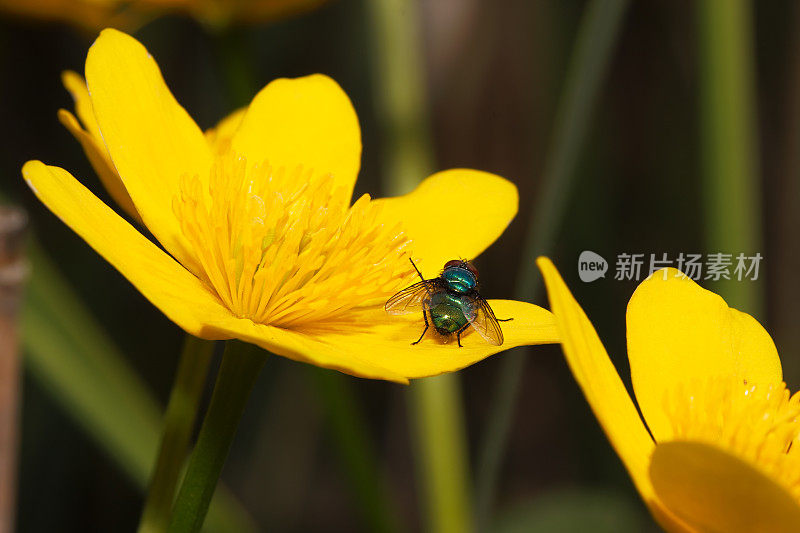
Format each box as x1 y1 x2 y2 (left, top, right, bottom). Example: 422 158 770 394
442 268 477 294
172 151 416 327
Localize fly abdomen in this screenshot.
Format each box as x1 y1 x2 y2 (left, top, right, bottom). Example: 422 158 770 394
429 292 471 335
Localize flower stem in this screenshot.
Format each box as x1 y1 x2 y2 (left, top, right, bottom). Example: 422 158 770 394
137 336 215 533
168 340 266 533
697 0 762 315
410 376 471 533
474 1 630 530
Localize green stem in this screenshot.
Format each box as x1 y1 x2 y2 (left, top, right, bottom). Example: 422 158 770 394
474 1 630 530
168 341 266 533
138 336 215 533
365 0 471 530
410 376 471 533
697 0 762 315
366 0 433 196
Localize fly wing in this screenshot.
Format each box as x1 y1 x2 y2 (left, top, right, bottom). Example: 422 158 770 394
385 281 434 315
469 297 505 345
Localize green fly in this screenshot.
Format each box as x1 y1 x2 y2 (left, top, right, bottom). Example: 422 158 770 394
385 258 512 347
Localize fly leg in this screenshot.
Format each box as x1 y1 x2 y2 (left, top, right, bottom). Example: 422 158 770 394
409 258 426 282
496 317 513 322
412 309 430 345
456 323 470 347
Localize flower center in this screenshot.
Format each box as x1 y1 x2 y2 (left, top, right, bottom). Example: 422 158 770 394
173 152 416 327
664 377 800 502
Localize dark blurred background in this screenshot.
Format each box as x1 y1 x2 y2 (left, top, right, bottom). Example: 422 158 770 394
1 0 798 531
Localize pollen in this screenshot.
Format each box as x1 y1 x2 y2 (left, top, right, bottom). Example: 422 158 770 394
173 152 416 328
664 377 800 502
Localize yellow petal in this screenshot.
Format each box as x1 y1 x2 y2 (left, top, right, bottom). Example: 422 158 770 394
375 169 518 278
650 441 800 532
22 161 233 339
205 107 246 154
58 109 140 221
626 268 782 442
231 74 361 200
60 71 140 220
536 258 662 506
205 300 557 383
62 71 101 139
85 28 211 271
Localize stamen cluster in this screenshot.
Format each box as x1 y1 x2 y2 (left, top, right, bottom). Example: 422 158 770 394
665 377 800 502
173 152 415 327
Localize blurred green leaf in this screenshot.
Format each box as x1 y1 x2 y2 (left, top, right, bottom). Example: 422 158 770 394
21 237 255 532
697 0 762 315
310 368 401 533
492 488 647 533
23 239 161 485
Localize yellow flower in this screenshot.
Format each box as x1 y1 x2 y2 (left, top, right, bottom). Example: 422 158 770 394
538 257 800 532
22 29 559 383
0 0 131 31
0 0 326 30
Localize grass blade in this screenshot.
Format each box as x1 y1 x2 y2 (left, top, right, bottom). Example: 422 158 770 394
697 0 762 315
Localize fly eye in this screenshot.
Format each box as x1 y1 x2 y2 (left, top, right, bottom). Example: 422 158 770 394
464 262 479 280
444 259 463 270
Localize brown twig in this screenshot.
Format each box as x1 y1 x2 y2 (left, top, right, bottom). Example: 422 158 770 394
0 206 27 533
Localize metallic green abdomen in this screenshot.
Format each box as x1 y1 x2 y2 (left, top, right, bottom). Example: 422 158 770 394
429 292 473 334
